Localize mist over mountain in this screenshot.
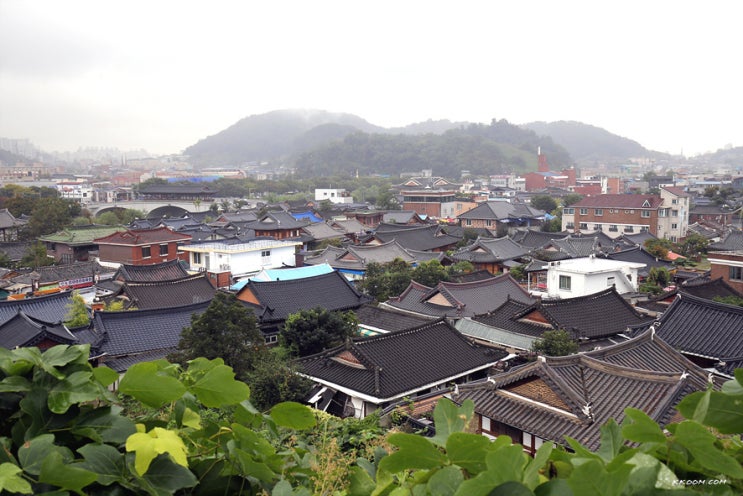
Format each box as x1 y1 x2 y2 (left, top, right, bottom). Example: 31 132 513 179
182 110 684 178
521 120 666 164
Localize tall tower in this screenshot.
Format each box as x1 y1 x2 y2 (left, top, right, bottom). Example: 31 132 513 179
537 147 549 173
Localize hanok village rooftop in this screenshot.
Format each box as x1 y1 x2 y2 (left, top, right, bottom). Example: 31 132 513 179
0 184 742 453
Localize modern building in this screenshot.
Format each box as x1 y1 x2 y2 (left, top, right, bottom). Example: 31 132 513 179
562 187 689 241
539 256 645 298
314 188 354 204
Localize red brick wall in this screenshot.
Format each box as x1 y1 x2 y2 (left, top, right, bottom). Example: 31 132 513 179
709 252 743 294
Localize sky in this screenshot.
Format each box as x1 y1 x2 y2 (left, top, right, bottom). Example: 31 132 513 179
0 0 740 157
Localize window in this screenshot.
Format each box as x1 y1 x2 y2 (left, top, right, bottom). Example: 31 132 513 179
579 208 588 215
141 246 151 258
672 198 678 204
559 275 572 291
671 223 678 229
193 252 202 264
159 244 168 256
466 219 472 226
641 210 651 218
486 219 492 227
607 276 615 287
609 225 618 232
261 250 271 257
564 207 574 215
566 222 575 229
595 208 603 216
593 224 602 230
579 223 588 230
730 266 743 281
624 226 634 232
671 209 678 217
658 209 667 217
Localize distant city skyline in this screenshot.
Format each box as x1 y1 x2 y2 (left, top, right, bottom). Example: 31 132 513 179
1 1 740 157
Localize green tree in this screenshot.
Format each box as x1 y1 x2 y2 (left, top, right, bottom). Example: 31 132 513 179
712 295 743 307
245 347 313 411
561 193 584 207
647 266 671 287
531 329 579 356
96 211 121 226
359 259 413 302
169 292 265 379
530 195 558 213
24 197 81 239
64 292 90 328
0 251 14 268
410 259 449 287
281 307 358 357
20 241 54 268
376 189 399 210
644 237 674 259
508 263 528 282
679 232 709 260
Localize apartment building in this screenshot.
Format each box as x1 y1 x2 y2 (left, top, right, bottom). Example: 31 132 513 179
562 187 689 241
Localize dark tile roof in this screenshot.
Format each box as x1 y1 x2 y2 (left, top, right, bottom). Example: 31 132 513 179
681 276 742 299
441 225 495 239
11 261 116 286
455 333 709 450
602 247 674 275
0 291 75 327
547 237 602 258
709 231 743 251
457 202 545 221
92 301 211 358
617 231 659 247
0 242 29 262
382 211 425 224
236 271 371 323
298 319 507 401
304 241 416 271
115 259 190 282
450 237 530 263
0 311 77 348
385 274 535 318
510 229 570 248
102 348 175 373
371 224 461 251
94 226 192 245
572 194 663 209
630 294 743 371
449 269 499 283
473 287 649 341
354 304 435 333
246 211 309 231
120 273 215 309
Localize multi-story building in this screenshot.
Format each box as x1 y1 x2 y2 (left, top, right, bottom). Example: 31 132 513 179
561 187 689 241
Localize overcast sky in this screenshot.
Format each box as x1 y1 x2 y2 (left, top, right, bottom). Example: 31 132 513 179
0 0 740 157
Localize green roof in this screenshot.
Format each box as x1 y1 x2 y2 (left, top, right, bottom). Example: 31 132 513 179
39 225 126 245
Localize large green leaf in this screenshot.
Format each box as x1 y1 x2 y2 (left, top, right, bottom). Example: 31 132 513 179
48 370 102 414
42 345 89 368
348 465 376 496
125 425 188 476
38 451 97 496
596 419 623 462
141 455 198 494
523 442 553 490
566 459 632 496
677 388 743 434
118 362 186 408
674 420 743 478
379 433 447 472
77 443 128 486
428 466 463 496
190 364 250 407
91 365 119 387
431 398 474 447
232 447 277 482
71 406 137 444
18 434 71 476
0 376 32 393
0 463 32 494
269 402 316 430
485 444 528 484
620 408 665 444
446 432 490 474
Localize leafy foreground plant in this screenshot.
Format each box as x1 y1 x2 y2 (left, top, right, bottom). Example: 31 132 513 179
0 345 318 495
350 373 743 496
0 344 741 495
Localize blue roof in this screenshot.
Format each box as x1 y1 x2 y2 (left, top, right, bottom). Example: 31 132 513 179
230 263 335 290
292 211 323 223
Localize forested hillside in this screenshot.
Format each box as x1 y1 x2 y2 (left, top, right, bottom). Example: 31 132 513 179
522 120 663 164
294 120 571 177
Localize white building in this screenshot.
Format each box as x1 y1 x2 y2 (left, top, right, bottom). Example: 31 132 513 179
56 181 93 204
540 256 645 298
180 239 302 280
314 188 354 204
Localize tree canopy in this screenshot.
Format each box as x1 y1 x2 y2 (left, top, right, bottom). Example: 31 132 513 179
169 292 265 379
531 329 579 356
280 307 358 357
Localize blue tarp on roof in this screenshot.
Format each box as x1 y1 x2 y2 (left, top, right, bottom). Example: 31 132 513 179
230 263 335 290
292 211 323 223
